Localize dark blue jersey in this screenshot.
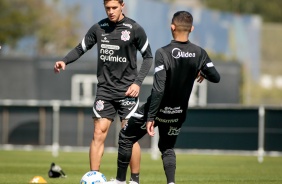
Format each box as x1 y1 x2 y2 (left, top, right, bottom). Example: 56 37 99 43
62 15 153 99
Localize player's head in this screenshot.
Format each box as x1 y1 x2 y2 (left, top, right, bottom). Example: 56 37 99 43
171 11 194 36
104 0 123 3
103 0 125 22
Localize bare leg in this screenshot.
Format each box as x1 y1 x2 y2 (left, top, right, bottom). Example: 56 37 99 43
89 118 112 171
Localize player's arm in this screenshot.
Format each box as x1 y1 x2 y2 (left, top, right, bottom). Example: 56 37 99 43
133 25 153 86
125 25 153 97
147 48 167 122
54 25 97 73
199 48 220 83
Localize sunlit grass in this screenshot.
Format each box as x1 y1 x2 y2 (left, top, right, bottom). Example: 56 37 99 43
0 150 282 184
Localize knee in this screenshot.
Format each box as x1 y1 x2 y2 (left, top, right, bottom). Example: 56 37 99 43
161 149 175 158
118 130 134 150
93 128 108 143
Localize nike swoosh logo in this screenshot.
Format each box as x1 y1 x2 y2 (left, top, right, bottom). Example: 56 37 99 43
128 105 135 110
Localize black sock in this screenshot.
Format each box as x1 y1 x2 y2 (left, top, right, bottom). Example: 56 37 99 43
130 173 140 183
162 149 176 184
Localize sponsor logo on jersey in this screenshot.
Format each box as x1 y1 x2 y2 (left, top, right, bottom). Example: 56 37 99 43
101 37 109 43
123 23 132 29
96 100 104 111
100 48 127 62
100 22 109 27
101 44 120 50
121 30 130 41
155 117 179 123
172 48 196 58
168 126 181 136
160 106 183 114
102 33 109 36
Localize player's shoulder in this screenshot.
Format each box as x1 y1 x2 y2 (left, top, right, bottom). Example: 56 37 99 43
124 16 144 30
124 16 137 25
97 18 110 28
86 19 109 31
155 46 170 60
188 41 207 55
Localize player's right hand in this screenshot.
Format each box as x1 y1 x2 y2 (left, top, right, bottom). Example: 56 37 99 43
146 121 155 137
54 61 66 73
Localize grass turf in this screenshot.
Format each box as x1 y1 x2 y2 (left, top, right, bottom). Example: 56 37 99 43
0 150 282 184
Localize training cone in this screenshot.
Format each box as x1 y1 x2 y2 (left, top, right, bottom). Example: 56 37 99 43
29 176 47 183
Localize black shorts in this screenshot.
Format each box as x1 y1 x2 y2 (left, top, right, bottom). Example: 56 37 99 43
119 113 183 152
92 97 139 121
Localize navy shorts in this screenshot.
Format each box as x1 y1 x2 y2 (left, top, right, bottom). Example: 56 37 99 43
92 97 139 121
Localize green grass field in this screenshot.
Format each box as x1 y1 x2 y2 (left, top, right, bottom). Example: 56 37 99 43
1 150 282 184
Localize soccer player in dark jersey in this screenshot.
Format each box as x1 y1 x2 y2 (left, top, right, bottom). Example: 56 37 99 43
103 11 220 184
53 1 153 183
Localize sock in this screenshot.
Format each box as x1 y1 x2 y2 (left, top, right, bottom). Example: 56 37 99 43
117 167 128 181
162 149 176 184
130 173 140 183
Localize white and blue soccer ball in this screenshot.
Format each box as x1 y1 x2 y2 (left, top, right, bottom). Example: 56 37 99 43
80 171 107 184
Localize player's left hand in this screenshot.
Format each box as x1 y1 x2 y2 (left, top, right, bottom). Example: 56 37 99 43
146 121 155 137
125 83 140 97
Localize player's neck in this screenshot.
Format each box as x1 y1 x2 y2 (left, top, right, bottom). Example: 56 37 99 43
173 33 189 42
117 14 125 22
174 36 188 42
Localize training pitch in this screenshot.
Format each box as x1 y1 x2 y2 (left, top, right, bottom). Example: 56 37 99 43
0 150 282 184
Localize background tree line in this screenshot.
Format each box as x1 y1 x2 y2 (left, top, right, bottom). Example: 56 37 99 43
1 0 281 56
203 0 282 23
0 0 80 56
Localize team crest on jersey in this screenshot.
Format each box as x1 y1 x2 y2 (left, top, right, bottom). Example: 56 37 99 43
96 100 104 111
121 30 130 41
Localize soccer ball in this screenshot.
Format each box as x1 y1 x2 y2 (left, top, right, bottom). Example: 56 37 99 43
80 171 107 184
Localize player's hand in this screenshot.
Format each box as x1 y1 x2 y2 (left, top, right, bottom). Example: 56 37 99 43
125 83 140 97
196 71 204 83
54 61 66 73
146 121 155 137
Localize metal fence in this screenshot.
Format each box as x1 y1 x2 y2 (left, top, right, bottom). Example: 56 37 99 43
0 100 282 162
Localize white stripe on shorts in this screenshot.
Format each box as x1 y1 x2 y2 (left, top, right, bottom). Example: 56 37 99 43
125 98 139 119
93 107 101 118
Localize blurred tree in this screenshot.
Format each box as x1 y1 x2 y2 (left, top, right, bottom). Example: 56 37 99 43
203 0 282 23
153 0 282 23
0 0 80 56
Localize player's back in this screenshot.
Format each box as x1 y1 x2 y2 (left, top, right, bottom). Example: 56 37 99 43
155 40 207 121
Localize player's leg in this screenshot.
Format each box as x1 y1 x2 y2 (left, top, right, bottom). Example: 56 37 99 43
117 117 147 183
121 119 141 183
89 118 112 171
90 99 116 171
158 123 182 184
117 97 141 183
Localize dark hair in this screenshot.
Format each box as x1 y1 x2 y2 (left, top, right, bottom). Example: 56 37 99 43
103 0 123 4
171 11 193 32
